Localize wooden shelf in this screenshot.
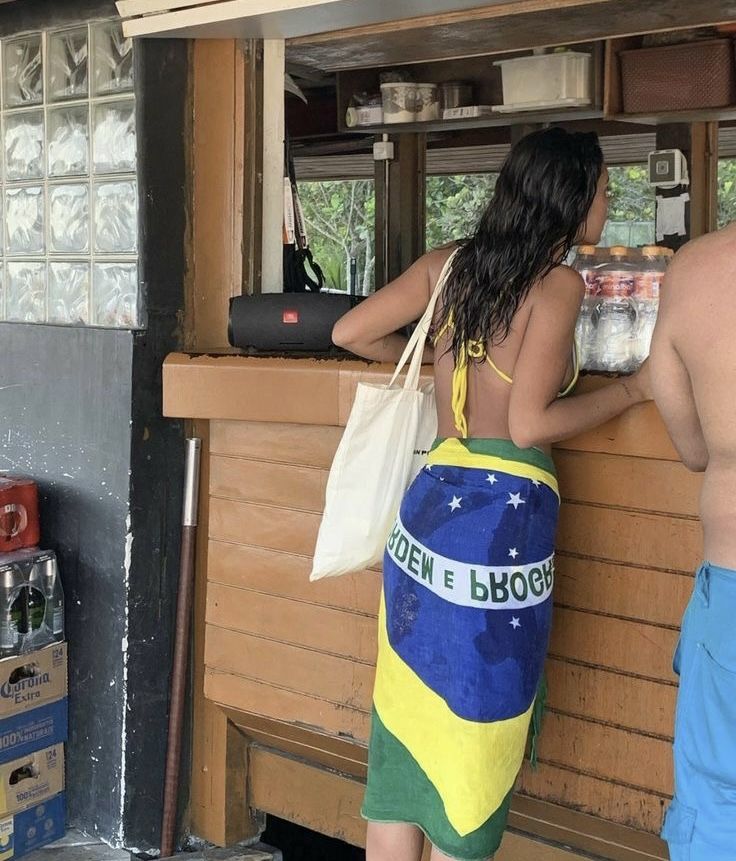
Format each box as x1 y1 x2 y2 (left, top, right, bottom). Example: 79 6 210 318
340 106 604 135
335 45 604 136
607 107 736 125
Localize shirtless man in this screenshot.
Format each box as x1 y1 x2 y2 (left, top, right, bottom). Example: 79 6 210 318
649 225 736 861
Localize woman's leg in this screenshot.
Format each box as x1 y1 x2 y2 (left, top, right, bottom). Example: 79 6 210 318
366 821 424 861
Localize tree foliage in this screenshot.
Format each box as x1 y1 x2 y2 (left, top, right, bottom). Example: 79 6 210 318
717 158 736 228
297 159 736 294
425 174 497 250
298 179 375 294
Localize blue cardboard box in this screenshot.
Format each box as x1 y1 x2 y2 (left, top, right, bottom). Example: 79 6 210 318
0 793 65 860
0 700 67 766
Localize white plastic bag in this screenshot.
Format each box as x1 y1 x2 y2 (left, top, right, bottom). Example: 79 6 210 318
310 252 456 580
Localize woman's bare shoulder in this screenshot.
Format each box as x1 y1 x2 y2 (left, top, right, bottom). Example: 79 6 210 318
425 243 460 285
532 263 585 307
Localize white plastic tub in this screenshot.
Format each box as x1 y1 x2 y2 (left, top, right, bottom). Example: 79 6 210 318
381 82 416 123
494 51 592 110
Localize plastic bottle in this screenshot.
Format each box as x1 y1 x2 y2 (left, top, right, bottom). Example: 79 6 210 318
0 566 22 658
42 556 64 641
591 246 638 373
633 246 666 366
573 245 601 371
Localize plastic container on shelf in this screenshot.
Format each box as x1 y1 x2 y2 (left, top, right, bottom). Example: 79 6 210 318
590 246 639 373
380 82 416 123
345 104 383 127
439 81 474 110
493 50 592 111
414 83 440 121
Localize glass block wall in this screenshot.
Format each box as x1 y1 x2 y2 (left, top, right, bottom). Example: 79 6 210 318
0 21 139 328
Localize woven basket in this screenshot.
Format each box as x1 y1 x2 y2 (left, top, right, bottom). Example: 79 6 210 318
620 38 736 114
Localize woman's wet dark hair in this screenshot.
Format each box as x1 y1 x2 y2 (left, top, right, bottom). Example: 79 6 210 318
435 127 604 360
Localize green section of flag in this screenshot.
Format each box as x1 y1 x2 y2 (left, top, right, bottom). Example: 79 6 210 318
362 708 513 861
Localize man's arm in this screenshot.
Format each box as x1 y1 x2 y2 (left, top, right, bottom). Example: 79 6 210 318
649 301 709 473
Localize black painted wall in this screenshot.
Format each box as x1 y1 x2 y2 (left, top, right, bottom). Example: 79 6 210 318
0 2 187 851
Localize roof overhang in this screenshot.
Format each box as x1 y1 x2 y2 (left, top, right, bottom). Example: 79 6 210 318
116 0 517 39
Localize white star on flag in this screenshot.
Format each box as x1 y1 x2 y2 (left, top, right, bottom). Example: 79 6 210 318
510 617 521 629
507 492 525 509
508 547 519 559
486 473 498 485
531 478 541 487
448 496 462 512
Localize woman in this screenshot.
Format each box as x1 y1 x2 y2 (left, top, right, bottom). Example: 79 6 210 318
332 128 651 861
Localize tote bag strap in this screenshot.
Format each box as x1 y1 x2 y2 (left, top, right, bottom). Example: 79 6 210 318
389 247 459 391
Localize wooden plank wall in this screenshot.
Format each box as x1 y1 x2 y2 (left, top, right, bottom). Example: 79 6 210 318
520 431 701 834
203 413 702 843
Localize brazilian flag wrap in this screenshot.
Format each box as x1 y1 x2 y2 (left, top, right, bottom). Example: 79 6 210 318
362 437 559 861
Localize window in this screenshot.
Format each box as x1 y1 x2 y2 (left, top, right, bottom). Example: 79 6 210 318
425 163 657 252
0 22 138 327
426 173 497 249
601 164 655 247
298 179 375 295
717 158 736 228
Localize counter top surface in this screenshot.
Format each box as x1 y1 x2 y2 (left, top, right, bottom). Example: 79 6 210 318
163 351 679 460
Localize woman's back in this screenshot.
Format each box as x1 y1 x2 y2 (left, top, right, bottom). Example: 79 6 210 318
429 248 572 442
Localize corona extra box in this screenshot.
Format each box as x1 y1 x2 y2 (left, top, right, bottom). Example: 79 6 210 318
0 744 65 860
0 645 67 765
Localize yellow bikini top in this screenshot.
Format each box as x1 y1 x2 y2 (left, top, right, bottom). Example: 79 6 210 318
434 316 579 437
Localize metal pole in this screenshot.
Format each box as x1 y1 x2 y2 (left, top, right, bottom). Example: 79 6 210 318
160 438 202 858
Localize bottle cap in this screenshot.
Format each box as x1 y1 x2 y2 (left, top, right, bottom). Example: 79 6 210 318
609 245 628 257
641 245 660 256
577 245 596 255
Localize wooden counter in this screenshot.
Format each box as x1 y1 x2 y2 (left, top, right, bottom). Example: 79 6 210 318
164 352 702 861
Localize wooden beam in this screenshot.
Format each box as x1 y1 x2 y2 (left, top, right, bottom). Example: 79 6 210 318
119 0 580 39
387 133 426 283
261 39 286 293
287 0 736 70
689 121 719 239
242 40 264 295
191 40 246 349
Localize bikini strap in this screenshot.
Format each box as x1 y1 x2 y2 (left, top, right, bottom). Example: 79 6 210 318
558 339 579 398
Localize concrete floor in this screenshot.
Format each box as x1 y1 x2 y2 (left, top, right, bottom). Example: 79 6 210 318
20 831 131 861
20 832 282 861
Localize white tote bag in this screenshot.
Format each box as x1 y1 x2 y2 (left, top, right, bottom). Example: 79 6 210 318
310 251 456 581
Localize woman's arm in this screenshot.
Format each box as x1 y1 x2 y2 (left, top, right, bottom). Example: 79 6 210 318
332 248 453 362
508 266 651 448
